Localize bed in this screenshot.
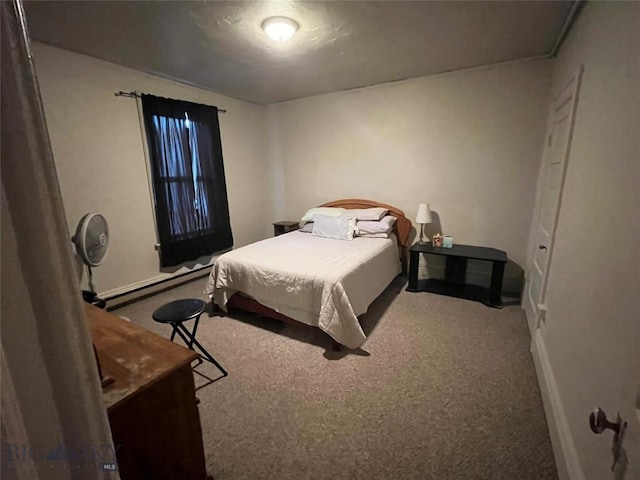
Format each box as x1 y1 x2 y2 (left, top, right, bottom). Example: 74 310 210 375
205 199 411 349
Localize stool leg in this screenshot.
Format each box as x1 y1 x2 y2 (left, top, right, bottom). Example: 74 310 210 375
169 325 178 342
171 323 193 348
187 317 204 367
168 321 227 377
188 315 201 350
169 325 204 366
175 323 227 377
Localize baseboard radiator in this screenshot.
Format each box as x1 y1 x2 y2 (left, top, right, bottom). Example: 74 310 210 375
101 265 212 310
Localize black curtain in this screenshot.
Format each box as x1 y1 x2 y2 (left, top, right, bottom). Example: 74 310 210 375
141 94 233 267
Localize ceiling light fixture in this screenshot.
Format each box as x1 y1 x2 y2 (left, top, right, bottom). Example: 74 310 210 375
262 16 299 42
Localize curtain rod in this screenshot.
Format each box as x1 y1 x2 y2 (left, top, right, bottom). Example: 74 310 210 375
114 91 227 113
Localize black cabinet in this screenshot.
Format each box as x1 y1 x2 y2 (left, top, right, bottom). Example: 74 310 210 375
407 243 508 308
273 221 299 236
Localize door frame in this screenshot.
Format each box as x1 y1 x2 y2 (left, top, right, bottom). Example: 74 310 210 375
523 65 584 335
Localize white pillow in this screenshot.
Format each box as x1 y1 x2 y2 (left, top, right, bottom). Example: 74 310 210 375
312 214 357 241
299 222 314 233
300 207 346 226
358 233 391 238
344 207 389 221
356 215 397 236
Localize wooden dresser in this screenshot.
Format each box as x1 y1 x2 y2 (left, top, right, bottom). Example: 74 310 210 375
87 304 212 480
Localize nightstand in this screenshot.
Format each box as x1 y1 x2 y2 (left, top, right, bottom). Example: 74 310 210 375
406 242 508 308
273 221 299 236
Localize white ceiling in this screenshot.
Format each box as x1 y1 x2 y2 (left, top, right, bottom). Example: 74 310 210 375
24 1 574 105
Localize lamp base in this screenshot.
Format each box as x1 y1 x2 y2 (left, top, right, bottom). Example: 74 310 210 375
417 224 430 245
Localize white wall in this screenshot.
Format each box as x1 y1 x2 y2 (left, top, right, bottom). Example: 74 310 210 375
529 2 640 479
32 43 273 295
269 59 553 290
34 44 553 297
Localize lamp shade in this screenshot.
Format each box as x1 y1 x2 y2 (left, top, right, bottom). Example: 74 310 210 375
416 203 432 224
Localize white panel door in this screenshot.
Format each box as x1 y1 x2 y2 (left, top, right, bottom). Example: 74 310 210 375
525 67 583 332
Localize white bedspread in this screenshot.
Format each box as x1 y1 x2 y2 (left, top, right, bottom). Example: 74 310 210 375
205 231 401 349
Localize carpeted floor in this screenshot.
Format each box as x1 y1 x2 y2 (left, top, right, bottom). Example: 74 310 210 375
113 275 557 480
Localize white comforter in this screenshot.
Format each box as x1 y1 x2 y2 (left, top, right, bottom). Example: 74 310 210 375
205 231 401 349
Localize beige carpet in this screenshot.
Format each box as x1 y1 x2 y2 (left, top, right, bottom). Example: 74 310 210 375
113 276 557 480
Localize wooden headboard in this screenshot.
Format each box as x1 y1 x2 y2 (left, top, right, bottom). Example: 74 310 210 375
319 198 412 269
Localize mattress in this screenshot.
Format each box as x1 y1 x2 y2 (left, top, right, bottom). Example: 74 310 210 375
205 231 401 349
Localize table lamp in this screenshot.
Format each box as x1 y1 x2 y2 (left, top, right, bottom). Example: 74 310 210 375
416 202 432 244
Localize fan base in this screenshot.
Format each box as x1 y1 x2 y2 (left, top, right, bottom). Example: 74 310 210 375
82 290 106 309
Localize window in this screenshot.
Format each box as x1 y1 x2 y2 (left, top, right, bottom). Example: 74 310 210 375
141 94 233 267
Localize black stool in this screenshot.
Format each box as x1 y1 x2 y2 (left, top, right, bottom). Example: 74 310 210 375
152 298 227 377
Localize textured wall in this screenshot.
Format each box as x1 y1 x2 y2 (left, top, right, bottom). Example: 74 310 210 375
33 45 554 297
533 2 640 478
269 59 553 287
33 43 273 295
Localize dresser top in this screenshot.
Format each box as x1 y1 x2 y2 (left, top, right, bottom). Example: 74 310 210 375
87 304 198 411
